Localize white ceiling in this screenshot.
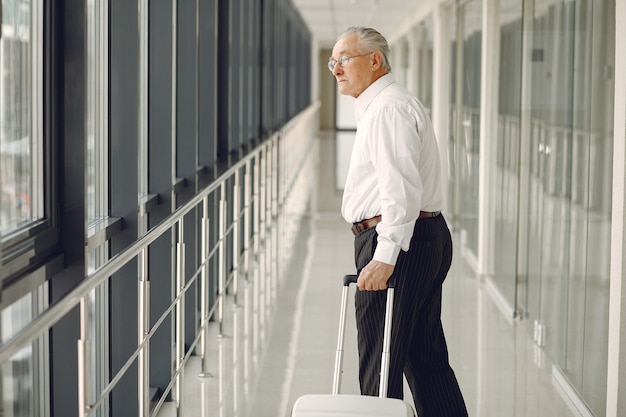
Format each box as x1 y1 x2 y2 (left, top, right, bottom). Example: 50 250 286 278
292 0 414 49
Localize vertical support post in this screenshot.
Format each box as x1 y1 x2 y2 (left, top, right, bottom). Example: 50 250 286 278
266 139 274 223
137 0 150 412
277 129 284 207
218 182 227 337
607 1 626 414
78 297 90 417
253 153 261 253
432 3 452 215
259 147 267 242
477 0 500 278
199 197 213 377
269 137 274 217
270 135 279 218
138 248 150 417
269 137 278 283
243 159 252 277
233 170 241 307
455 7 466 229
175 219 185 416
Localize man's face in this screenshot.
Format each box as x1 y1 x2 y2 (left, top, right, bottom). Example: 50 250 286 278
330 33 375 98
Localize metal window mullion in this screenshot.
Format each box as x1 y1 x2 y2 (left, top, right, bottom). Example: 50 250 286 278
138 0 149 202
194 0 200 194
137 2 149 415
32 0 44 218
100 0 110 219
170 2 180 413
171 0 178 210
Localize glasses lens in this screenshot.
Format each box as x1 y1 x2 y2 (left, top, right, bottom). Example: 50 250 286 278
328 59 337 71
339 56 350 66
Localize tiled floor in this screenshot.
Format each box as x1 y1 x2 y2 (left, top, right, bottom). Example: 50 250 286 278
157 132 579 417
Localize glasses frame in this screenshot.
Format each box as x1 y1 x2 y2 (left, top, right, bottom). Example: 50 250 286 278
327 52 373 72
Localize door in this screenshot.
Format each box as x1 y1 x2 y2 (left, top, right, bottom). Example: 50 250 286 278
523 0 614 414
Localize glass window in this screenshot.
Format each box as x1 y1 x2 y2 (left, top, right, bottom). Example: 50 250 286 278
1 285 48 417
492 0 523 315
87 0 109 224
1 0 43 235
416 18 434 112
524 1 614 414
1 293 36 416
448 0 482 261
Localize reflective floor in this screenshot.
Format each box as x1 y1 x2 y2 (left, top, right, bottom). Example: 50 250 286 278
157 132 579 417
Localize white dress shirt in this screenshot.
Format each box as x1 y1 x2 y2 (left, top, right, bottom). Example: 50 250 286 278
341 73 444 266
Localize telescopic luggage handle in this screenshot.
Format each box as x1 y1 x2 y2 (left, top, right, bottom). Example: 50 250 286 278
333 274 396 398
342 274 358 286
332 275 356 395
342 274 396 288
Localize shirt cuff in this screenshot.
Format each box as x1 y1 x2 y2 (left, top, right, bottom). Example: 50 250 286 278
372 239 402 266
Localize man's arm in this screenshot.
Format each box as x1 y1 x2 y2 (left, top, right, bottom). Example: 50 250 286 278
359 105 424 290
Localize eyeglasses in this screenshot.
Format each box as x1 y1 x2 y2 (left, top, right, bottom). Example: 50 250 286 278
327 52 373 72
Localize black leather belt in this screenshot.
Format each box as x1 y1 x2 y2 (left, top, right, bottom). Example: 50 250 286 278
351 211 441 236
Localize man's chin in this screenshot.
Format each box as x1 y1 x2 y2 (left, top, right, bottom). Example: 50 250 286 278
337 84 350 96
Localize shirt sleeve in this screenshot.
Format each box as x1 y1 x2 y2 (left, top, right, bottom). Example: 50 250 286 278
369 105 423 265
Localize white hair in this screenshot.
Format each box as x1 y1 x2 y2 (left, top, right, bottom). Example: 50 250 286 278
337 26 392 72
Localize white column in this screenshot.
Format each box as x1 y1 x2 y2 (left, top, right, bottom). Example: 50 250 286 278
432 3 451 213
477 0 500 277
606 1 626 415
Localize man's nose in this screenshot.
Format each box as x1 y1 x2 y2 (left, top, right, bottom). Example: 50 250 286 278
332 63 342 75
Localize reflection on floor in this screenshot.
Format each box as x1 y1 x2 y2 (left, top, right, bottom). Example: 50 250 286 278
157 132 579 417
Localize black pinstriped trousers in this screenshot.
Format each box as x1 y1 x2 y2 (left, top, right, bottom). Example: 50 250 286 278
354 214 468 416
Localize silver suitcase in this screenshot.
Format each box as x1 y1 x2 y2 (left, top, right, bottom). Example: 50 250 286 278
291 274 415 416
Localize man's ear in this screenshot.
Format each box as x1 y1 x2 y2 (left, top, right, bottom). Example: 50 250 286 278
371 51 383 71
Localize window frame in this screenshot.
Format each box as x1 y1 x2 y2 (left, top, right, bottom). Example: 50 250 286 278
1 0 62 308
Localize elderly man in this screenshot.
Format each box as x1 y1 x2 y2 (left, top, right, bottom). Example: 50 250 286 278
329 26 468 416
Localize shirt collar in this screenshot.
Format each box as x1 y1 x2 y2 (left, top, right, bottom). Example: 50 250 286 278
354 73 396 123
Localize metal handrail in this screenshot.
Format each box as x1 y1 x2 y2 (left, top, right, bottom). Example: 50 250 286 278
0 132 262 363
0 104 320 416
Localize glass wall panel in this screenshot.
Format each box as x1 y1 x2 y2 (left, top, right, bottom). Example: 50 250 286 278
526 1 575 371
493 0 523 311
416 18 433 113
449 0 482 263
394 36 409 88
0 0 43 234
525 0 614 414
567 0 613 413
1 287 47 417
406 18 433 117
86 0 108 223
